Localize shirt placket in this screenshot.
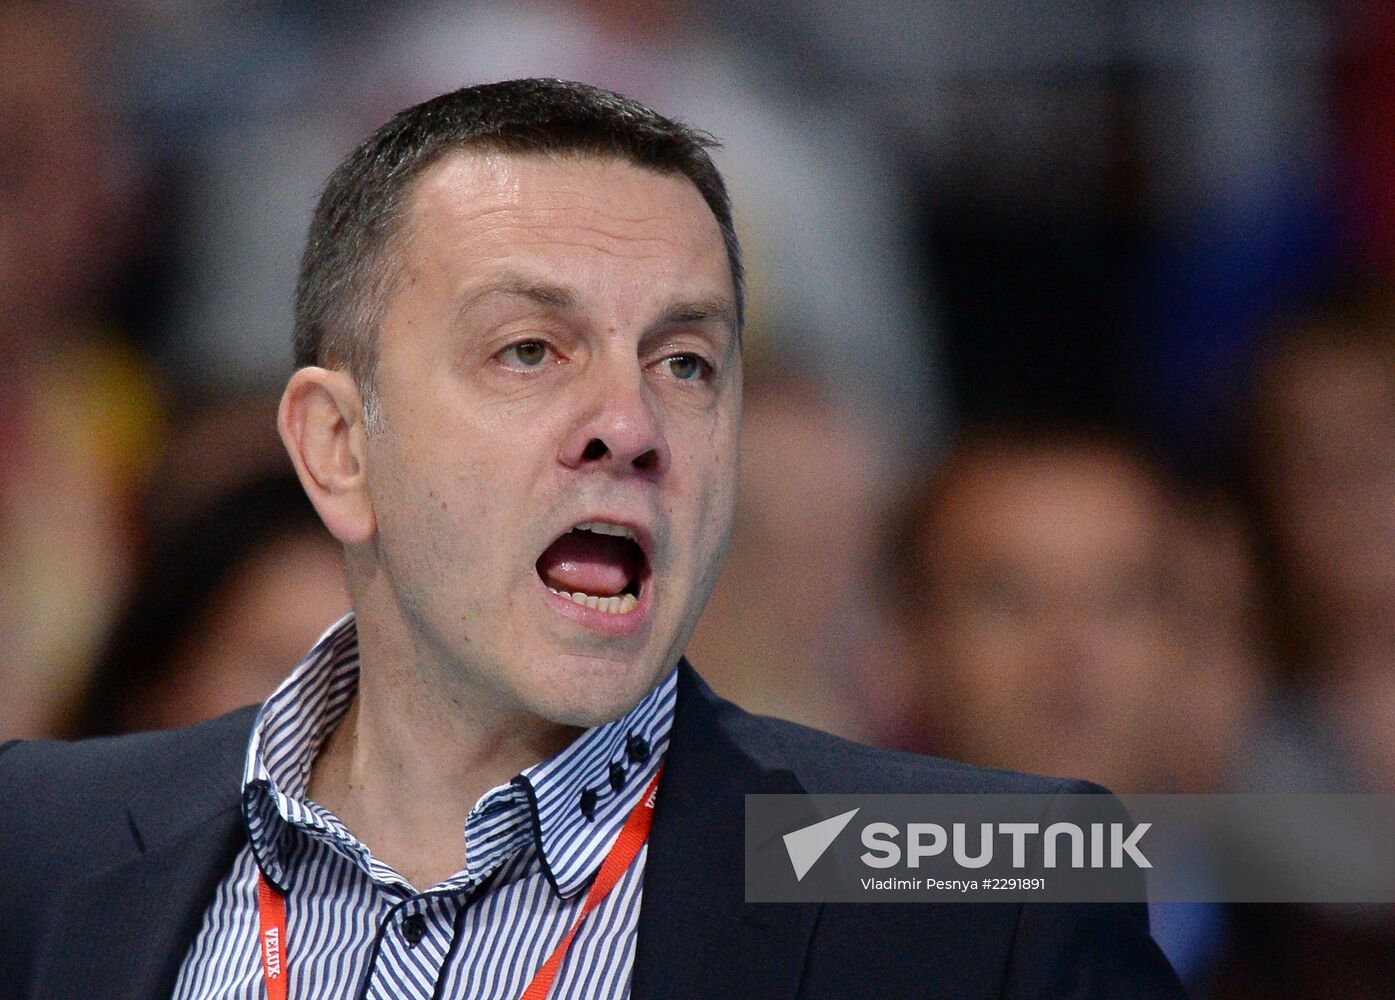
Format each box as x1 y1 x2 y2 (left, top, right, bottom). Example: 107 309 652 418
354 795 532 999
361 888 470 1000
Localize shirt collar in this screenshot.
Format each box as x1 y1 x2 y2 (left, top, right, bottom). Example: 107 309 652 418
514 666 672 897
242 613 675 899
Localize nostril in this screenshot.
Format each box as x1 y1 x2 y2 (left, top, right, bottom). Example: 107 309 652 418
582 438 608 461
633 448 659 471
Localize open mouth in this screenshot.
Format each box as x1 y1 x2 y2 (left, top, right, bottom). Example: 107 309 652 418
535 521 648 615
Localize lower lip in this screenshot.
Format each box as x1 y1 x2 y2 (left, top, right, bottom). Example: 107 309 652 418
535 573 653 638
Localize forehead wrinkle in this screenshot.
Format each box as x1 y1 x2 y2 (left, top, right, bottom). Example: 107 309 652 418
413 206 718 284
419 158 714 229
485 206 716 258
498 234 710 268
411 148 723 235
408 150 722 245
429 190 718 258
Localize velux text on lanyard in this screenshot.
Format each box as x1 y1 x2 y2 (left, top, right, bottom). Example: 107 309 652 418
257 767 663 1000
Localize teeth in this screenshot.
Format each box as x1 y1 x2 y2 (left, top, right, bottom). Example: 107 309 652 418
546 587 639 615
574 521 637 541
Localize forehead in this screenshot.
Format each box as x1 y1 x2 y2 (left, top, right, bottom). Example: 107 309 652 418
397 150 728 290
1270 337 1394 416
927 446 1164 573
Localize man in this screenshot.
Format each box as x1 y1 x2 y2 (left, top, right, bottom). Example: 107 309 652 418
0 80 1183 998
889 422 1262 990
891 422 1259 795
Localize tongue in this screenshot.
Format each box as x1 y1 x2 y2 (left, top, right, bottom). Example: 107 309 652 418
537 531 636 597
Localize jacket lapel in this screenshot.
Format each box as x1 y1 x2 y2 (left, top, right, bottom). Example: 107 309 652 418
32 709 254 1000
632 663 820 1000
33 807 247 1000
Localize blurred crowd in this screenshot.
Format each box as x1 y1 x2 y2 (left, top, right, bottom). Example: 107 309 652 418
1 0 1392 995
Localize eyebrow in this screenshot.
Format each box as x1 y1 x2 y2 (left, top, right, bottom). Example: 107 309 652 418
654 297 738 335
462 277 738 338
464 278 577 312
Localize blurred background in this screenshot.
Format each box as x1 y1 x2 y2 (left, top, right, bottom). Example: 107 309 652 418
1 0 1392 993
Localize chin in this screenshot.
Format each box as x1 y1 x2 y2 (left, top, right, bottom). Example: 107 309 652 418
522 651 669 729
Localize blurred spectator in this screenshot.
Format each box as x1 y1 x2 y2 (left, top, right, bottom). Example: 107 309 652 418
0 2 159 739
156 105 357 391
888 422 1265 987
890 423 1261 794
73 472 347 737
1217 284 1395 995
685 373 901 742
1242 279 1395 792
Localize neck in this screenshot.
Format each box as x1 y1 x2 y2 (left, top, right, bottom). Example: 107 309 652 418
307 649 581 890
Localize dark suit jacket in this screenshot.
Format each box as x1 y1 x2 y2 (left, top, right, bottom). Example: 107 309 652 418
0 664 1185 998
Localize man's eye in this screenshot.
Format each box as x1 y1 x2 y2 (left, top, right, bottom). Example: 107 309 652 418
665 354 711 381
499 341 550 368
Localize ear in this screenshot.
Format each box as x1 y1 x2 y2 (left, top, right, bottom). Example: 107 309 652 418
278 366 377 546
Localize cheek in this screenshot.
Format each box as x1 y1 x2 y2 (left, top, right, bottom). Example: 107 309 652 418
688 447 740 565
666 409 738 510
370 438 498 579
939 617 1034 702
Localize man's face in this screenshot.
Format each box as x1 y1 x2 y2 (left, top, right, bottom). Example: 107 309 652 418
912 444 1176 789
359 151 741 728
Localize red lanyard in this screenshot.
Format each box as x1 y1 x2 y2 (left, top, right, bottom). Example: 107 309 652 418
257 767 662 1000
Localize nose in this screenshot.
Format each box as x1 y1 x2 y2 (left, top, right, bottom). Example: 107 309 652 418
558 364 671 476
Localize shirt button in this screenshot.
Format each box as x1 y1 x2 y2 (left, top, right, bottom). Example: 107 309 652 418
625 734 650 764
401 913 427 947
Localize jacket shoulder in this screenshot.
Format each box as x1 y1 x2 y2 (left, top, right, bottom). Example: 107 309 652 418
718 699 1083 796
0 708 256 887
684 679 1186 997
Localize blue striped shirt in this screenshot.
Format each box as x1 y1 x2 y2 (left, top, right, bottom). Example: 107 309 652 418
171 614 675 999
